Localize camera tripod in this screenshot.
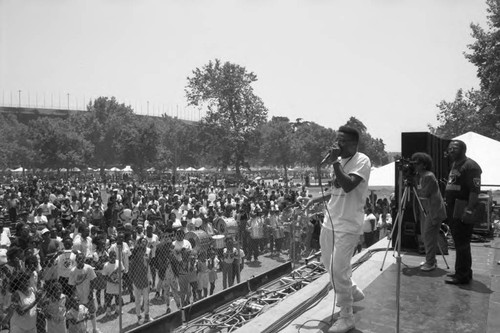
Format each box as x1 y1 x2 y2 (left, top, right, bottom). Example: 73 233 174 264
380 180 449 333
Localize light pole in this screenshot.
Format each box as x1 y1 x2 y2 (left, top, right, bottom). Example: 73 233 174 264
18 90 21 107
67 93 70 110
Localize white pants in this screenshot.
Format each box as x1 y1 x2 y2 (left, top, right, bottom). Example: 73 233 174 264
134 285 150 316
320 228 359 309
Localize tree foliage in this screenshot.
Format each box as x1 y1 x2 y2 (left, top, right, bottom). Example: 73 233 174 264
185 59 268 177
432 0 500 140
343 117 389 166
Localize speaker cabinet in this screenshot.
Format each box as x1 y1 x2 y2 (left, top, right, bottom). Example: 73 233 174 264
473 191 492 234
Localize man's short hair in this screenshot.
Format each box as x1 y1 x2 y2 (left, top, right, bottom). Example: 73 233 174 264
338 126 360 143
450 139 467 153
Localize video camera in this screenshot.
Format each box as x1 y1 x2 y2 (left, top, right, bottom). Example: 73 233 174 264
396 157 417 185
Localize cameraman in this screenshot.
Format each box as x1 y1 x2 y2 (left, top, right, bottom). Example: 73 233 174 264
411 152 446 272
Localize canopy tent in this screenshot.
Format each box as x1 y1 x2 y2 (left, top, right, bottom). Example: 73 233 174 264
453 132 500 188
369 162 395 187
185 167 196 172
122 165 133 173
70 167 81 172
59 168 67 172
176 167 184 172
197 167 207 172
146 167 156 172
108 167 121 172
11 167 25 173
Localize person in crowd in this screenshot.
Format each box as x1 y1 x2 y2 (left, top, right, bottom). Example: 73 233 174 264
362 208 376 248
128 243 151 324
412 152 447 272
196 251 209 299
101 250 123 317
207 248 219 296
305 126 371 333
41 281 67 333
91 237 107 314
68 253 100 333
56 238 76 299
444 140 482 285
8 272 43 333
65 295 89 333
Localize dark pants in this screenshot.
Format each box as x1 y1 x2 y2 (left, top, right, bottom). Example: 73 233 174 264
248 238 260 260
449 218 474 281
9 207 17 224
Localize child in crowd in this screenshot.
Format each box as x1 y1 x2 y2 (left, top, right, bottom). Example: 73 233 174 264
196 251 209 299
42 281 67 333
207 248 219 296
66 295 89 333
101 250 123 317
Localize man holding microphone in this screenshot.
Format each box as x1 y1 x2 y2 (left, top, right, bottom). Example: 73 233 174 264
305 126 371 333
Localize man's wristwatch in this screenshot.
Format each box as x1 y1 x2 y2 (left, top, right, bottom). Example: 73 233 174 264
465 209 473 215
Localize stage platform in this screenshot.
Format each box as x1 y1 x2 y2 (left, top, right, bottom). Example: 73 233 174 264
236 236 500 333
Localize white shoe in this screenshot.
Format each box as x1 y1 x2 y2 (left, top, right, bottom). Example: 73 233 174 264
420 263 437 271
328 316 355 333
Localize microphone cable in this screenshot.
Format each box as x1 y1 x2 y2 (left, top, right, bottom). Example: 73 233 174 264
316 163 338 323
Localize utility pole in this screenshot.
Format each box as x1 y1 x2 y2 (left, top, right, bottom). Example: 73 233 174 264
18 90 21 107
67 93 70 110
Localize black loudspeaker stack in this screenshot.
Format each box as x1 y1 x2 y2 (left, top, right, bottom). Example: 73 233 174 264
392 132 451 250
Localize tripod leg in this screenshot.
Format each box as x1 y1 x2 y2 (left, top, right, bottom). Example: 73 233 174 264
380 187 409 271
436 232 449 269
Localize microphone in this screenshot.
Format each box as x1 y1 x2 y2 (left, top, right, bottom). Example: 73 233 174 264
321 152 332 165
321 145 340 164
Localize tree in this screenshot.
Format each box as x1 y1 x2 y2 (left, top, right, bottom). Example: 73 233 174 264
121 116 161 180
433 0 500 140
76 97 136 175
156 116 202 184
294 121 336 185
343 117 389 166
0 114 32 169
259 117 297 183
28 117 92 170
185 59 268 179
429 88 497 139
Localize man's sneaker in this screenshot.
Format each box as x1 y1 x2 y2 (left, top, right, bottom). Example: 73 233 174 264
352 286 365 302
144 314 151 323
137 315 143 325
420 263 437 272
328 316 355 333
166 307 171 314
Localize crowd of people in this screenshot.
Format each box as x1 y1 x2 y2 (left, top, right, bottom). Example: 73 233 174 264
0 175 329 333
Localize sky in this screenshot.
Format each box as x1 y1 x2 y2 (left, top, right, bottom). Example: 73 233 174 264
0 0 490 152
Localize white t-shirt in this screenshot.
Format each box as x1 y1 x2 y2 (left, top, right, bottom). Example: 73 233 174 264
56 250 77 278
102 261 124 295
363 213 377 233
323 152 371 234
146 234 159 258
172 239 192 261
108 242 131 273
69 264 96 303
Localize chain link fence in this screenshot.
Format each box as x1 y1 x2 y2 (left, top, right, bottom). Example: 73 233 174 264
0 202 329 333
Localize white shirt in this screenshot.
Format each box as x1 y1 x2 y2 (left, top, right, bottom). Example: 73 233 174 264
323 152 371 234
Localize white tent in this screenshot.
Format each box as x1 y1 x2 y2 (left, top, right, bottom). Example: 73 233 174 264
11 167 25 173
453 132 500 188
369 162 395 187
146 167 156 172
109 167 121 172
70 167 81 172
122 165 133 173
185 167 196 171
197 167 207 172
